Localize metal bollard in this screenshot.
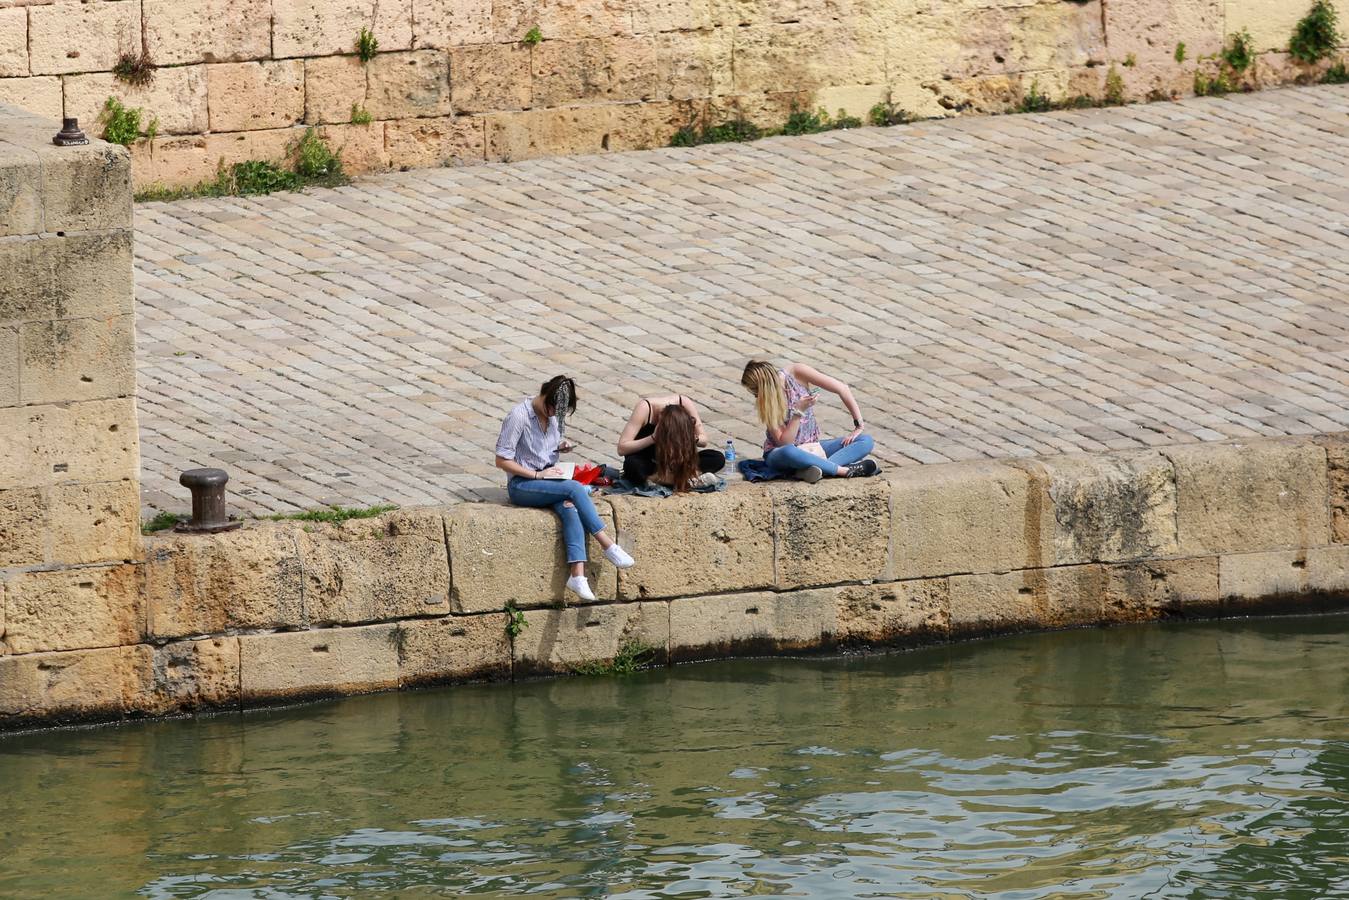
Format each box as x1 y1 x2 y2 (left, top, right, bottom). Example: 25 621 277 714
175 467 241 533
52 118 89 147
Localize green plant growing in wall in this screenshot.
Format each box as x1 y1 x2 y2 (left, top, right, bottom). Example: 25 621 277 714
351 103 373 125
1123 53 1137 67
291 127 344 181
145 116 159 144
100 97 144 146
1290 0 1341 63
1325 61 1349 82
523 26 543 45
504 603 528 639
1175 42 1187 63
1104 64 1126 105
669 116 761 147
231 159 303 194
141 511 184 534
112 49 155 87
868 100 913 127
356 27 379 62
1222 28 1256 73
832 109 863 128
781 106 831 135
1017 78 1055 113
1194 69 1234 96
574 641 658 676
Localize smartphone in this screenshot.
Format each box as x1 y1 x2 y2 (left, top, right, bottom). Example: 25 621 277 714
808 387 822 396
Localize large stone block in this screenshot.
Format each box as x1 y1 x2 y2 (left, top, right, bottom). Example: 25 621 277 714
238 624 400 701
64 66 210 137
144 525 305 639
385 115 485 168
273 0 414 58
398 614 511 685
1219 546 1349 605
318 121 391 173
774 477 891 588
0 644 150 722
2 564 143 654
1165 440 1329 556
0 8 27 78
449 44 532 113
668 590 836 661
514 601 669 675
143 127 295 189
19 314 136 405
890 460 1054 579
0 326 15 406
531 37 659 107
144 0 273 65
1225 0 1308 52
298 507 450 626
445 501 616 612
654 29 733 100
609 488 774 601
486 105 614 161
0 76 64 122
365 50 452 120
145 636 241 712
947 0 1105 81
0 140 43 238
0 487 45 566
731 23 886 94
1102 0 1223 70
303 55 368 125
0 231 134 325
206 60 305 131
28 0 139 76
494 0 629 41
38 141 132 233
1315 433 1349 544
634 0 714 33
833 579 950 645
413 0 492 47
1104 557 1221 619
47 479 141 565
1041 450 1178 565
949 565 1106 634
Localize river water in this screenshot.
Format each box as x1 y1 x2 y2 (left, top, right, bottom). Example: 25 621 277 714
2 615 1346 898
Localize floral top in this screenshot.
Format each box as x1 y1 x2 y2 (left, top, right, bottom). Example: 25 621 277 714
763 369 820 452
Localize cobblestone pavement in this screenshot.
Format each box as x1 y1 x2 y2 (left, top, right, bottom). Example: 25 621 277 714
134 85 1349 516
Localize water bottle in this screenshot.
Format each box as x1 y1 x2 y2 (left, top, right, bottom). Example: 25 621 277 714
724 439 736 463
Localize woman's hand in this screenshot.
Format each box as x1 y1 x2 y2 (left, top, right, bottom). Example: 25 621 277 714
794 394 817 412
842 425 865 446
537 465 566 479
558 440 575 453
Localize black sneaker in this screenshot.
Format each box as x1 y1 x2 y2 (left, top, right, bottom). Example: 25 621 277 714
844 459 879 478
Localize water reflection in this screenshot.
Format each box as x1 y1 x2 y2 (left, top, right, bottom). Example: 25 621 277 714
0 616 1345 898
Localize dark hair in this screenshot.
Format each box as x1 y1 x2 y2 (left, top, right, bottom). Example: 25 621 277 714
653 404 699 493
539 376 577 416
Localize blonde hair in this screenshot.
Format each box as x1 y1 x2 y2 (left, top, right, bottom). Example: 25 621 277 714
741 360 786 430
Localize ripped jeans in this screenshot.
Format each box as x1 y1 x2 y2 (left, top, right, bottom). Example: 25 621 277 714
507 476 605 563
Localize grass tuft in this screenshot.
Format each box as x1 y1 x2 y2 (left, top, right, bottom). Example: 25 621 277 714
113 49 155 87
523 25 543 45
141 511 185 534
356 27 379 62
264 503 397 525
574 641 659 676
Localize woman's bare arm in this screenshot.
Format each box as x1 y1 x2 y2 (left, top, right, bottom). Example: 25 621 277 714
496 455 549 479
789 363 864 427
616 401 656 456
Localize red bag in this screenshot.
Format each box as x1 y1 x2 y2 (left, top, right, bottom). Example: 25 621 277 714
571 463 603 485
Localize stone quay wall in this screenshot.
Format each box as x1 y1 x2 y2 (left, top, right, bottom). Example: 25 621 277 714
5 431 1349 730
0 0 1345 188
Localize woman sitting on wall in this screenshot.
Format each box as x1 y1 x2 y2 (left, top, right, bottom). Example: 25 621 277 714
741 360 880 482
616 394 725 491
494 375 634 602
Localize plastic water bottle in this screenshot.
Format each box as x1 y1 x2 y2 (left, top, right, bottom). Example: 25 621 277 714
724 439 736 463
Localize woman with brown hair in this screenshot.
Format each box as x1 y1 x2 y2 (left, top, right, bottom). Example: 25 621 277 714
741 360 879 482
617 394 724 491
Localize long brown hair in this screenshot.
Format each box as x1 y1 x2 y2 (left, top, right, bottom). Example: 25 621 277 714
741 360 786 429
653 404 699 493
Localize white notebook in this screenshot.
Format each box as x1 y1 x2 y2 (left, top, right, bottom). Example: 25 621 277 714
540 462 575 480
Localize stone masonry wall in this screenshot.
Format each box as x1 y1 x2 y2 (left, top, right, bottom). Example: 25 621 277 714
4 432 1349 729
0 0 1345 188
0 102 144 712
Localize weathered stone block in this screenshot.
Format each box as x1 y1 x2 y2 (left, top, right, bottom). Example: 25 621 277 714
774 477 890 588
273 0 414 58
834 579 950 645
494 0 629 41
609 489 774 601
298 507 450 626
365 50 452 120
450 44 532 113
1315 433 1349 544
146 636 241 712
19 314 137 405
143 127 295 189
514 601 669 675
0 231 134 325
38 142 132 233
0 76 64 122
668 590 836 661
414 0 492 47
655 29 733 100
238 624 400 701
1165 440 1329 556
731 23 886 95
531 37 659 108
0 645 150 721
445 501 616 612
28 0 139 76
634 0 714 33
891 460 1053 579
318 121 391 173
207 60 305 132
1220 546 1349 604
47 480 141 565
64 67 209 137
2 564 143 654
0 144 42 238
398 614 511 685
303 55 368 125
385 115 485 168
947 0 1105 81
815 84 888 121
0 399 138 491
1225 0 1308 52
0 8 27 78
1104 557 1221 619
1041 450 1178 565
0 487 45 566
949 565 1106 634
144 525 304 639
0 326 16 406
1103 0 1223 70
486 106 613 161
144 0 273 65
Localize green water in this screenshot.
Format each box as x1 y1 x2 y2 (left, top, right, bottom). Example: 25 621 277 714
2 616 1346 899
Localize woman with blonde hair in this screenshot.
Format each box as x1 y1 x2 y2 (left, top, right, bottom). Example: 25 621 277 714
741 360 879 482
617 395 724 491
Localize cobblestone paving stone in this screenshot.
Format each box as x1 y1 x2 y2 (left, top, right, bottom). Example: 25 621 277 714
134 85 1349 516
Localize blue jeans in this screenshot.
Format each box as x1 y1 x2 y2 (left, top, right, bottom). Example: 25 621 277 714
507 476 606 564
766 434 875 476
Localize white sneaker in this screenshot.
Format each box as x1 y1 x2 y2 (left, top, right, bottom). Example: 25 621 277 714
604 544 635 569
694 472 719 488
566 575 596 602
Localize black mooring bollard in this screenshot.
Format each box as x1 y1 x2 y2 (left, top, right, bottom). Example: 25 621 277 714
175 467 241 533
52 118 89 147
